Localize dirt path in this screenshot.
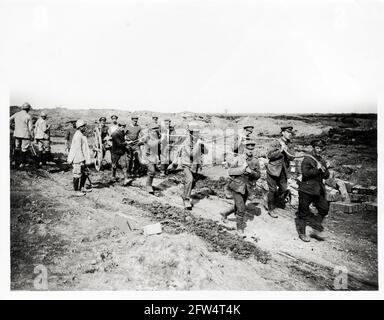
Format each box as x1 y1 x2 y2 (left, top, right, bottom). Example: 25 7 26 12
10 156 377 290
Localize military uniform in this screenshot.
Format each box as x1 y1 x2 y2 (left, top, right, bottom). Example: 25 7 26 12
160 119 176 175
266 132 295 214
111 125 129 182
142 124 162 193
125 120 143 176
223 146 260 231
9 104 33 167
296 139 330 242
180 124 208 209
34 114 51 165
65 122 77 154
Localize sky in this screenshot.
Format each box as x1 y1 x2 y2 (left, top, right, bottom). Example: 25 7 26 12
0 0 383 113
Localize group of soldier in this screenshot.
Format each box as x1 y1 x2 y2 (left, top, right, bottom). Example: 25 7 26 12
10 103 331 243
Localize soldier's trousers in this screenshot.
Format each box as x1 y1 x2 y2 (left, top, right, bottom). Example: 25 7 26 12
182 165 199 200
267 170 288 210
231 190 249 231
297 191 329 218
126 146 141 174
111 152 128 178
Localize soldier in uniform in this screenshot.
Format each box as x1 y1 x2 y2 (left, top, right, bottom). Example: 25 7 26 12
296 139 330 242
109 115 119 135
125 115 143 177
9 102 34 168
224 123 255 198
160 118 176 176
67 120 92 196
65 120 77 154
110 122 130 185
220 141 261 232
143 123 162 194
34 112 51 166
266 126 295 218
180 122 208 209
97 116 110 163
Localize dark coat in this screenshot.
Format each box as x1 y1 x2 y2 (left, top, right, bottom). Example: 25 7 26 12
228 154 261 195
266 138 295 177
299 152 330 196
111 130 127 155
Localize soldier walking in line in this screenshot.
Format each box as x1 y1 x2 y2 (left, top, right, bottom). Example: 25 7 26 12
125 115 143 177
67 120 92 196
9 103 34 168
143 123 162 194
65 120 77 155
220 141 261 232
34 112 51 166
110 122 130 185
225 123 255 198
266 126 296 218
180 122 208 210
296 139 330 242
160 118 176 177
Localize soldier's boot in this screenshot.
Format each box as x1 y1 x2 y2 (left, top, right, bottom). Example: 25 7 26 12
183 198 192 210
112 168 117 180
122 171 131 186
295 218 310 242
220 207 236 222
73 177 80 191
268 208 278 218
79 175 92 193
36 151 42 166
310 215 327 241
146 176 154 194
236 214 245 234
12 150 20 167
19 151 29 168
41 152 47 165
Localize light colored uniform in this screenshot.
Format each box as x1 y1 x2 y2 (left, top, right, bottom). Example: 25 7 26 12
10 110 33 152
67 130 91 178
34 118 50 152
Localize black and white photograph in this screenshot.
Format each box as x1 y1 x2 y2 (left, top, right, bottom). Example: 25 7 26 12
1 0 382 295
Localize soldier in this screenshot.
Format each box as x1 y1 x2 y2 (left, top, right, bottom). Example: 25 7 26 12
9 102 34 168
109 115 119 135
65 120 77 154
110 122 130 185
143 123 162 194
225 123 255 198
34 112 51 166
220 141 261 232
160 118 176 176
96 117 110 162
296 139 330 242
180 121 208 209
67 120 92 196
125 115 143 177
266 126 295 218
